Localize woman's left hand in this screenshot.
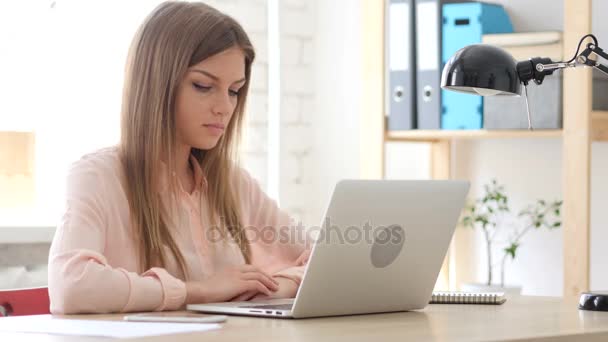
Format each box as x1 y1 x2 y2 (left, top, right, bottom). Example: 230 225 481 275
230 276 299 302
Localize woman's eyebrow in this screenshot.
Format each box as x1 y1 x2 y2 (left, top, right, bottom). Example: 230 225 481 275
191 69 246 84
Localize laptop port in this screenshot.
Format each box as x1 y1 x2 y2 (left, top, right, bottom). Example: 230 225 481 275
265 311 272 314
276 311 283 315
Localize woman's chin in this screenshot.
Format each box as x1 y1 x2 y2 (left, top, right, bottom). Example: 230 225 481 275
192 138 220 150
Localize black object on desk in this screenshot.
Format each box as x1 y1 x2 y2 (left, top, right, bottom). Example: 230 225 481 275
579 292 608 312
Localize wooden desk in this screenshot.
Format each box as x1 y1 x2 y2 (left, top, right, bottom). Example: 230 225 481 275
2 296 608 341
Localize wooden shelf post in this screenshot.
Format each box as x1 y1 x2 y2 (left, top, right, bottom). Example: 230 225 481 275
431 141 452 290
360 0 385 180
562 0 593 297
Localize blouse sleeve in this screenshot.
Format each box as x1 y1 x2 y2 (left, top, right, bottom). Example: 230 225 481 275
48 156 186 314
236 167 312 286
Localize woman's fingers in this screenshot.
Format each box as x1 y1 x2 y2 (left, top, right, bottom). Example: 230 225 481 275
242 271 279 291
239 265 279 284
245 280 273 296
239 265 279 287
232 290 258 302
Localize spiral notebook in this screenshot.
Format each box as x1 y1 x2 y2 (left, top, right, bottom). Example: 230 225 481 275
430 292 507 305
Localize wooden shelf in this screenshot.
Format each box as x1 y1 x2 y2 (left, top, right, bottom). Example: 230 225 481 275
386 129 562 142
385 112 608 142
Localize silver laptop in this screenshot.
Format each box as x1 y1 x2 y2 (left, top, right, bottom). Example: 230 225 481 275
188 180 470 319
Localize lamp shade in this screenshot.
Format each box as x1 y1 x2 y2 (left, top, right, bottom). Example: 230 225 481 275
440 44 521 96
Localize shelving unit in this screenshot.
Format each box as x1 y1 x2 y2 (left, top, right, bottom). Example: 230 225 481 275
360 0 602 296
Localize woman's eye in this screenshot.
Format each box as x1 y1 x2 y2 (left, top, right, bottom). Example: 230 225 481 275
229 89 240 97
193 83 211 92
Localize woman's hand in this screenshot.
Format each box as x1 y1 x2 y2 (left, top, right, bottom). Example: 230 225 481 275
233 276 299 302
184 265 279 304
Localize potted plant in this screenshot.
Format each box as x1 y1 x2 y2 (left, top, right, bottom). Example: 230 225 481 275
459 179 562 294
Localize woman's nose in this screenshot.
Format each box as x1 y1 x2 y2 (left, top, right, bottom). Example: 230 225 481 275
212 92 233 116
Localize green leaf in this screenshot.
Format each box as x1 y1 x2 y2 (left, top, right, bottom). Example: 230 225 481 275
504 243 519 259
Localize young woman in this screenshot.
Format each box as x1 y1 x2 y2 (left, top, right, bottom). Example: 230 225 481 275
48 1 310 314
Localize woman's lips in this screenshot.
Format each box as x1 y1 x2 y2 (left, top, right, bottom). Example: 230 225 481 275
203 123 225 134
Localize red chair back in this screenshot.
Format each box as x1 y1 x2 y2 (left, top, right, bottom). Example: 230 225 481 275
0 287 50 316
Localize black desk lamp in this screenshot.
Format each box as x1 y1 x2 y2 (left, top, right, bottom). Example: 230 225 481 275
441 34 608 312
441 34 608 130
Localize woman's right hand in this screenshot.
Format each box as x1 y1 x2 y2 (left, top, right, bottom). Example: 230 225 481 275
185 264 280 304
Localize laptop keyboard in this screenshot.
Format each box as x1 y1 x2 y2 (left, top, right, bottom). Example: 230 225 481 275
239 304 294 310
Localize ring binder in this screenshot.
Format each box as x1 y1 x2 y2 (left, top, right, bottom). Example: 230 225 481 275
386 0 417 130
415 0 442 129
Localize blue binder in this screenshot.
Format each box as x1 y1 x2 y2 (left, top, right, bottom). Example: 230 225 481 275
441 2 513 130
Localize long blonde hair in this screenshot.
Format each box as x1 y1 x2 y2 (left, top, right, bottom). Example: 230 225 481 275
119 1 255 277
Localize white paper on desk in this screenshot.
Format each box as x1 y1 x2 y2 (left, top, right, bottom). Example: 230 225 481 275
0 314 221 338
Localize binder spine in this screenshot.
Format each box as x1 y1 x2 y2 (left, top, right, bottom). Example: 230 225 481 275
415 0 441 129
386 0 417 130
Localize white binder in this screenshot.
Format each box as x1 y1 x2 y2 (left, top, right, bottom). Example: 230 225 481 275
386 0 417 130
415 0 441 129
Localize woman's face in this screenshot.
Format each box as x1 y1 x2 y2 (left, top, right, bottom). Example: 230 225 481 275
174 46 246 150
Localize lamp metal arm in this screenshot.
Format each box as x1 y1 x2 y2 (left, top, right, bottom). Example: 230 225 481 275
537 43 608 76
517 35 608 86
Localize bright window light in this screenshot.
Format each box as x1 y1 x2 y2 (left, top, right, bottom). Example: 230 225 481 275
0 0 164 226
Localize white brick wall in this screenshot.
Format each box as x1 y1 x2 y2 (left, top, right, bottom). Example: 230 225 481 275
249 63 268 94
211 0 270 188
249 32 268 64
205 0 267 34
278 0 316 227
279 1 315 37
213 0 318 228
300 39 314 66
280 37 302 66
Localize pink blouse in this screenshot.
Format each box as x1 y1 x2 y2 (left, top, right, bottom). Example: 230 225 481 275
48 147 310 314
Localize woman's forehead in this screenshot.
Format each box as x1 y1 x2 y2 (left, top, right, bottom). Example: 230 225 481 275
189 47 246 82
